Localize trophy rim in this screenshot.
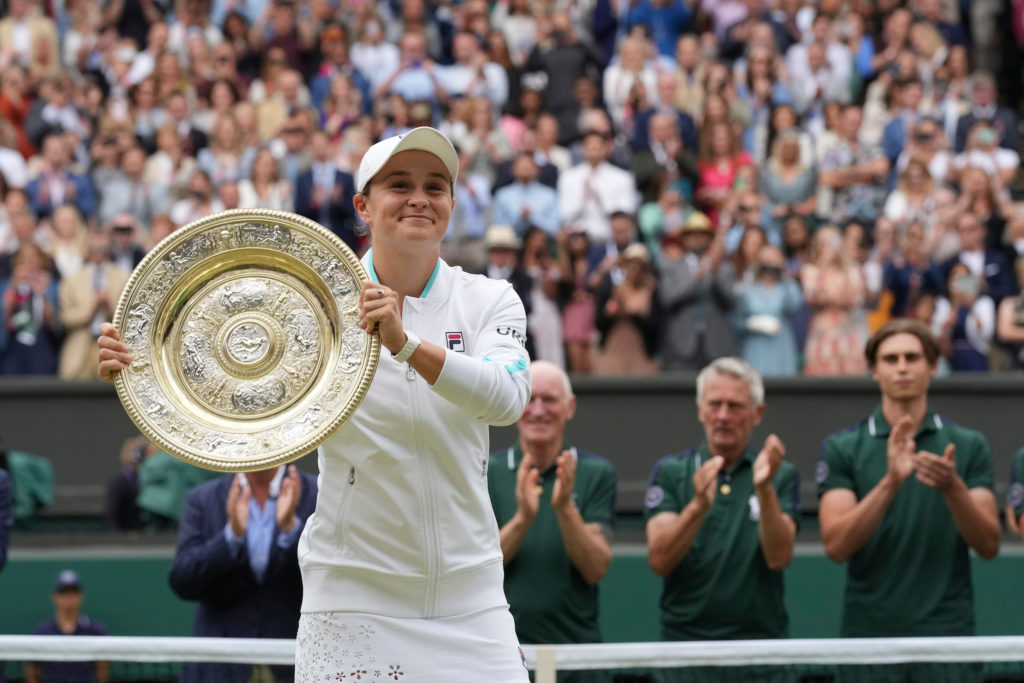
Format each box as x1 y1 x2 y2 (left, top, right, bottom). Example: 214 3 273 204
112 208 380 472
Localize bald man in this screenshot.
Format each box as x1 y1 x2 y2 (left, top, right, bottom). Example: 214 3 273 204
488 361 616 683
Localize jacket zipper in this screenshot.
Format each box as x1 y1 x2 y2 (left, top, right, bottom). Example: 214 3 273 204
334 466 356 552
405 308 442 617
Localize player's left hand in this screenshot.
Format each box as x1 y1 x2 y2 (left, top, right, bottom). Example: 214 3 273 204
551 450 577 512
359 282 404 354
912 444 960 493
276 465 302 533
753 434 785 490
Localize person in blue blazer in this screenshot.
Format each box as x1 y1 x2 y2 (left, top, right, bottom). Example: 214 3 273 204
169 464 318 683
294 130 358 251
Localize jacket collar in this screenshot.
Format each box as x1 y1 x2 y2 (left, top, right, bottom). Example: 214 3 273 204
363 247 446 301
508 442 577 475
695 441 757 471
867 405 943 438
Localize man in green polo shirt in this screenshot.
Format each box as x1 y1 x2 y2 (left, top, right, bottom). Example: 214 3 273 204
818 319 999 681
644 357 799 682
488 360 616 683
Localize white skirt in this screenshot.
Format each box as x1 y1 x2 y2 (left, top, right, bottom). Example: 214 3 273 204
294 606 529 683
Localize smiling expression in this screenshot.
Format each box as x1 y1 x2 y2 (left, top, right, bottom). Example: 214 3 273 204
354 150 455 252
518 363 576 448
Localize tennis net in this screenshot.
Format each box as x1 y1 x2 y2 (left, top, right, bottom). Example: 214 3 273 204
1 635 1024 682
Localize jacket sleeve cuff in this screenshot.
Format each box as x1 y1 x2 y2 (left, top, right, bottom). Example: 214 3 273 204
223 524 244 555
431 349 480 403
276 519 303 548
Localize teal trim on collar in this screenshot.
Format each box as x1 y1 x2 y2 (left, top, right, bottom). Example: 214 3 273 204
366 248 380 283
867 405 942 439
364 248 440 299
419 259 441 298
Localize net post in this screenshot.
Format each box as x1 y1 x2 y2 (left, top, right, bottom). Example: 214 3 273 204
535 644 556 683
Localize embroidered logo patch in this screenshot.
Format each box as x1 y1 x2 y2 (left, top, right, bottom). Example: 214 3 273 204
748 494 760 522
446 331 465 352
815 460 830 485
645 485 665 509
1008 482 1024 509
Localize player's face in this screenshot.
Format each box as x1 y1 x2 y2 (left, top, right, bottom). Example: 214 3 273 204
518 366 575 445
871 333 936 401
697 374 762 456
355 150 454 252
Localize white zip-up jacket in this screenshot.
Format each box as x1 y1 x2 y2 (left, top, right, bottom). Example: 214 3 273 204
298 253 531 618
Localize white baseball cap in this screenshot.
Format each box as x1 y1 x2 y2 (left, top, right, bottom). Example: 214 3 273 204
356 127 460 194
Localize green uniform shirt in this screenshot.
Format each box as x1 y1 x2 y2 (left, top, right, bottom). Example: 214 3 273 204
488 444 617 645
1006 446 1024 521
643 442 799 641
817 407 994 638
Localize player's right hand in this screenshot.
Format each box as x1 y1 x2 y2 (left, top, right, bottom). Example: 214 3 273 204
98 322 132 384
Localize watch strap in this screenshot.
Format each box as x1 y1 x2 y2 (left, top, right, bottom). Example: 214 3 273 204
393 330 421 363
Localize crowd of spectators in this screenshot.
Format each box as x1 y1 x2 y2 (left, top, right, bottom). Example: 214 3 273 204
1 0 1023 378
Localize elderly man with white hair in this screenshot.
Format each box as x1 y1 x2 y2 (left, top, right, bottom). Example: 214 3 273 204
644 357 798 679
488 360 616 683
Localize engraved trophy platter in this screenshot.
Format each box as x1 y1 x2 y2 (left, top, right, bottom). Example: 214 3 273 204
112 209 379 471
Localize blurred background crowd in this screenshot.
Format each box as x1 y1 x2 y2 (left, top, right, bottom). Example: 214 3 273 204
1 0 1024 379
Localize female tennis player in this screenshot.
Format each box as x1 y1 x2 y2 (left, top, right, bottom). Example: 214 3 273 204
98 127 532 681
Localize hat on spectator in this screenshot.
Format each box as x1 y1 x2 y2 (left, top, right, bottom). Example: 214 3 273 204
55 570 82 592
484 225 521 250
356 127 460 194
621 242 651 264
114 44 138 63
681 211 713 234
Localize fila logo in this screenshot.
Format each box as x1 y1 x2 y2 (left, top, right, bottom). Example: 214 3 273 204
446 332 465 352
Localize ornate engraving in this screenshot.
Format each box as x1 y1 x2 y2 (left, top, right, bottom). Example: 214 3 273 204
135 380 171 419
235 223 292 249
113 210 378 471
123 304 156 349
219 281 267 313
182 333 214 383
203 431 250 456
226 323 272 364
280 406 326 442
164 233 217 274
290 237 325 268
338 325 366 373
284 310 319 355
232 379 286 413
